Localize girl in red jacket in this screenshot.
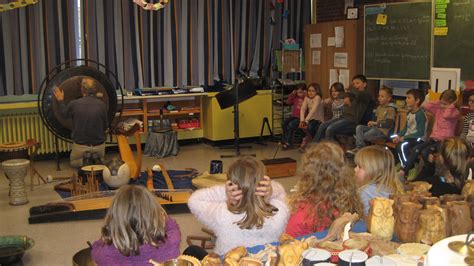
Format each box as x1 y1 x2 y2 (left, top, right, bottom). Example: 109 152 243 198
285 141 363 237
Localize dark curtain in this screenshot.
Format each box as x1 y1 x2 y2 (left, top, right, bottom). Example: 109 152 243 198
0 0 77 95
84 0 311 89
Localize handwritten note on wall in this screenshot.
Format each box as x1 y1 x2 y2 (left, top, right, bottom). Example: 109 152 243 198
334 53 348 68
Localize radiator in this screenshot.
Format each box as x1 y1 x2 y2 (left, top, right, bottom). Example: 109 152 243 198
0 112 70 155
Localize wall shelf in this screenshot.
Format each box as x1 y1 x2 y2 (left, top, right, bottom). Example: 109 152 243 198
118 93 206 140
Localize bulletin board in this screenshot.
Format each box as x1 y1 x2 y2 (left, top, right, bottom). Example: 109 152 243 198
304 20 361 99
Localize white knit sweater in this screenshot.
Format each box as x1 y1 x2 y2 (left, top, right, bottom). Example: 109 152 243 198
187 182 289 255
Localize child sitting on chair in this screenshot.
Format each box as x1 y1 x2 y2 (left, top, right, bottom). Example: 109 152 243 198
314 74 373 142
282 84 306 149
323 82 345 121
348 86 396 154
298 83 324 151
461 92 474 148
187 156 289 256
399 90 460 179
92 185 181 265
393 89 427 175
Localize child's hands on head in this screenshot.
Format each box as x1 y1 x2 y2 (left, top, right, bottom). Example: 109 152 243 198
255 175 272 198
226 176 273 205
226 181 243 206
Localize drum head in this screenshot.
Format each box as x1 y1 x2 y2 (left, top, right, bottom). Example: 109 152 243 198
40 66 118 142
81 165 106 172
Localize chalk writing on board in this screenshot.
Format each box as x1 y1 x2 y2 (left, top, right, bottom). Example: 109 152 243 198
364 1 432 79
453 13 472 22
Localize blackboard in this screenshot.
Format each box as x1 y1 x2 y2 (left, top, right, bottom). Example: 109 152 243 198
434 0 474 80
364 2 432 80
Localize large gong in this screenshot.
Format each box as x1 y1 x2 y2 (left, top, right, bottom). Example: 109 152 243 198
38 60 123 142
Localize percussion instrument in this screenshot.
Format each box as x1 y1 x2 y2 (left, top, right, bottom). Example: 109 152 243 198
0 141 29 163
72 247 95 266
0 139 46 190
0 235 34 265
78 165 106 184
38 60 122 143
1 159 30 205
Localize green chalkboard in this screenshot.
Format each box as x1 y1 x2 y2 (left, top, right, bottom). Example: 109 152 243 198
364 2 432 80
434 0 474 80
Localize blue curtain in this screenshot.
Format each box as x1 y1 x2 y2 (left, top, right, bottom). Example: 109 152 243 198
0 0 77 95
84 0 312 90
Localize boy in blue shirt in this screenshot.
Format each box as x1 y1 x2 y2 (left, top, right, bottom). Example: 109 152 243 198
393 89 427 174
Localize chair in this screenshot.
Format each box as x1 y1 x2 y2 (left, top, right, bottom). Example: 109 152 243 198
186 227 216 250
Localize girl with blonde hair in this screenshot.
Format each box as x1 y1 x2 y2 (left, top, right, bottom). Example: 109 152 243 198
286 142 363 237
188 156 289 255
92 185 181 265
415 137 470 196
354 145 404 214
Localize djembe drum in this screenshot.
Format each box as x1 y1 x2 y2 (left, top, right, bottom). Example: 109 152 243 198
0 142 29 163
0 140 45 190
2 159 30 205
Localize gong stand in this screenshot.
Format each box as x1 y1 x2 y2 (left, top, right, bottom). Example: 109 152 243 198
37 59 123 167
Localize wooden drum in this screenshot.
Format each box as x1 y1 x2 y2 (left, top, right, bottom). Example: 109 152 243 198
78 165 106 184
2 159 30 205
0 142 29 163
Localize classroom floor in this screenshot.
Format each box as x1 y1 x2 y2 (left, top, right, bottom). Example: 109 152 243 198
0 142 301 266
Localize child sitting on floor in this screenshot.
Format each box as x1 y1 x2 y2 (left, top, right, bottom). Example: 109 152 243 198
282 84 306 149
348 86 396 154
187 156 289 256
92 185 181 265
354 145 405 215
414 137 470 197
399 90 460 179
285 142 363 237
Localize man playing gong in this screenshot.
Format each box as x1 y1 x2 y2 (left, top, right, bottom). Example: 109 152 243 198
53 78 107 168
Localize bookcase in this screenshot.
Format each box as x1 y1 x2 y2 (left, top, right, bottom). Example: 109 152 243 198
119 93 206 140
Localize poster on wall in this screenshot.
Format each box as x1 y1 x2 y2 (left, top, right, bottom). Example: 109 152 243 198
327 37 336 47
330 69 339 89
335 26 344 48
339 69 350 89
310 34 322 48
334 52 348 68
312 50 321 65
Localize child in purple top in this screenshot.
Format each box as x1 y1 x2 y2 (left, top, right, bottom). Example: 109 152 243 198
92 185 181 265
282 84 306 149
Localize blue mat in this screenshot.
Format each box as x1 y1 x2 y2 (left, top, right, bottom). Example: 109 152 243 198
56 170 195 198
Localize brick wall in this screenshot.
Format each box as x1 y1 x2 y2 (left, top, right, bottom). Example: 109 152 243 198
316 0 412 22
